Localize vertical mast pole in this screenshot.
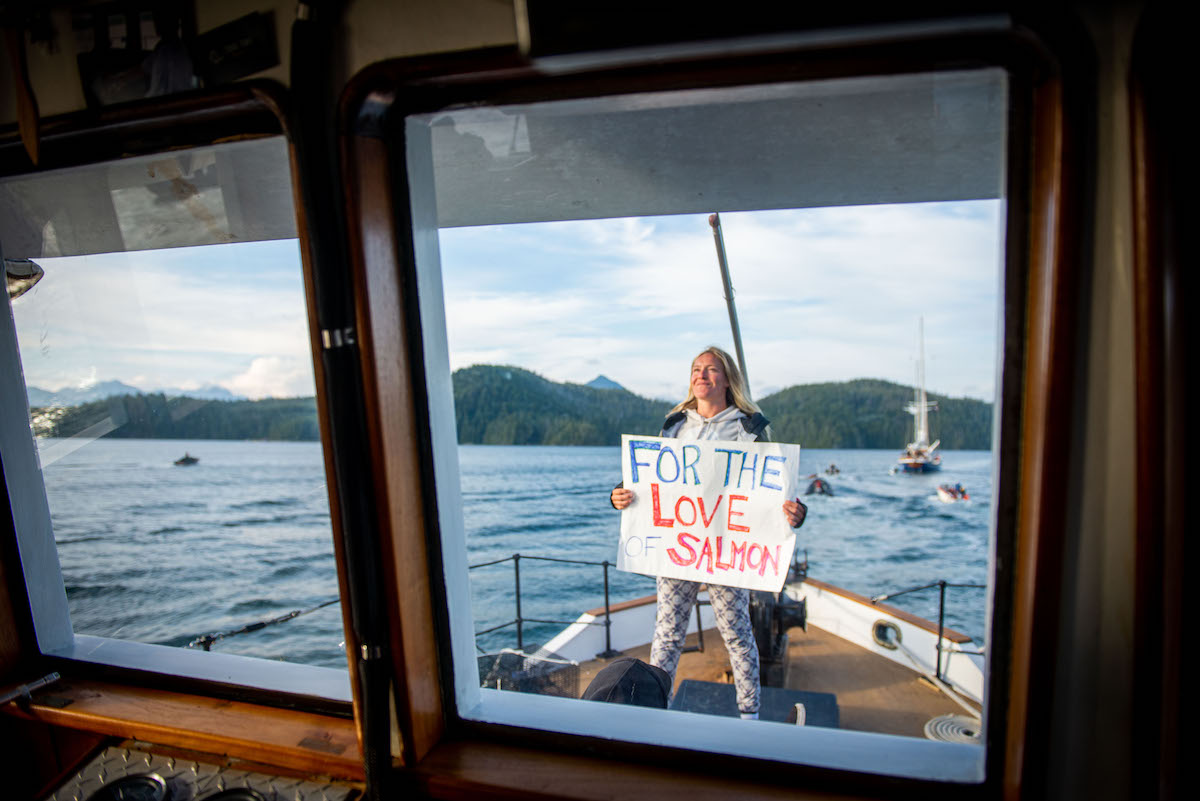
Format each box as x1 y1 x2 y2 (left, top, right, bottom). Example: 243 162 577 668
708 213 751 396
918 316 928 446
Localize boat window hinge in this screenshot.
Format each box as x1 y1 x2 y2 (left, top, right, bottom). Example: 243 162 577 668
360 644 383 661
321 327 356 350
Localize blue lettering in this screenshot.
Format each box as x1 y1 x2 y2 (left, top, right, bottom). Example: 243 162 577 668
715 448 740 487
682 445 701 484
761 455 785 491
737 452 758 489
657 446 681 482
629 440 660 483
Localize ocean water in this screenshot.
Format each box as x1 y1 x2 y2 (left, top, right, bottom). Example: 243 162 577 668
36 439 992 669
462 445 993 653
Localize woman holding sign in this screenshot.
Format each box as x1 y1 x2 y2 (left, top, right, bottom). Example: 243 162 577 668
611 346 806 719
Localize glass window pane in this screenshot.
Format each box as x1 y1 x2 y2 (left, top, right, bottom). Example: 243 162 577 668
2 137 346 673
403 68 1005 778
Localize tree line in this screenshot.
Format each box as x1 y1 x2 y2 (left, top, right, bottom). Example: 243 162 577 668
31 366 993 449
32 393 321 442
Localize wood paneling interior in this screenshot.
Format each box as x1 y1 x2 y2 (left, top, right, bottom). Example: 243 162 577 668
8 679 364 781
344 135 445 764
0 84 288 177
0 715 105 801
0 83 367 789
414 741 850 801
1002 56 1081 801
344 24 1080 801
290 133 367 760
1129 14 1183 800
0 494 36 680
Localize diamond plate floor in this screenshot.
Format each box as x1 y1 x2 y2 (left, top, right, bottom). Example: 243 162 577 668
45 745 359 801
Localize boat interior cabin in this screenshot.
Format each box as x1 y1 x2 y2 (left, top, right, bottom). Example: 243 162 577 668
0 2 1189 800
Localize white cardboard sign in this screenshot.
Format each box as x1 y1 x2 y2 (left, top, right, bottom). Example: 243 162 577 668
617 435 801 592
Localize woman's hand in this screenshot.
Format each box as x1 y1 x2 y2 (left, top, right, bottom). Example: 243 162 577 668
611 487 635 510
783 498 807 528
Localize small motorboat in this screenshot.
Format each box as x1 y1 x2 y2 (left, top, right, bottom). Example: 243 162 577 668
825 463 841 475
936 483 969 503
174 453 199 466
805 476 834 496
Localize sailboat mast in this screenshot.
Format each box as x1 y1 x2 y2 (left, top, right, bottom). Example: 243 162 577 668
917 317 928 446
709 213 751 396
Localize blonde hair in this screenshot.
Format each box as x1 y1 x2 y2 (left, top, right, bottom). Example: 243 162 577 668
671 346 762 418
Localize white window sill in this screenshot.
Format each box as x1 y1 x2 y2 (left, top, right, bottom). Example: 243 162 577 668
48 634 353 703
462 688 984 783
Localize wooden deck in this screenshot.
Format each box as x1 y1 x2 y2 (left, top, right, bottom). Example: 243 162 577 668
576 625 979 739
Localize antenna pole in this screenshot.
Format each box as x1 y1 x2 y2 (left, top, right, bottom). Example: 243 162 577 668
708 213 750 396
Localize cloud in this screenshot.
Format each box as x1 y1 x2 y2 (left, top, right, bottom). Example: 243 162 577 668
438 201 1003 401
221 356 314 400
13 240 315 398
13 203 1002 405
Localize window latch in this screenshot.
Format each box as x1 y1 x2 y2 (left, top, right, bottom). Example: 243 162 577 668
321 327 356 349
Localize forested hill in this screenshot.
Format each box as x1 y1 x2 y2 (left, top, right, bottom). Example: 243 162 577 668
32 394 321 441
30 368 993 449
454 367 991 449
454 365 671 445
758 379 992 449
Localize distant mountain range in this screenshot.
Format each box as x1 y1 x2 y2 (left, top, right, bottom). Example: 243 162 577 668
28 365 993 449
453 366 992 449
585 375 626 391
454 366 669 446
26 381 243 407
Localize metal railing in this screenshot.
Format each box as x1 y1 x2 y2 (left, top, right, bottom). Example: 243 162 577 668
870 579 986 680
469 553 624 658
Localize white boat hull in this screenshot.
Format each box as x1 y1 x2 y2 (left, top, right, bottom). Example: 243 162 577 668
539 577 985 708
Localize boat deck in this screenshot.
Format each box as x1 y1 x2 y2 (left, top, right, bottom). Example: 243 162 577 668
576 624 979 738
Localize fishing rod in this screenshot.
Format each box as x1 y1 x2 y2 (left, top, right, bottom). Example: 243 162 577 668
708 212 751 396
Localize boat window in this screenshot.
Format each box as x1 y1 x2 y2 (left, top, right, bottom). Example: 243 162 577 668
397 68 1005 779
0 135 350 701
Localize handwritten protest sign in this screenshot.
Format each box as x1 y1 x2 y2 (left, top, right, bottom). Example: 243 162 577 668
617 435 801 592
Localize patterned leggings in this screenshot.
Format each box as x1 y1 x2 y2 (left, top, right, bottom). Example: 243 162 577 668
650 576 760 714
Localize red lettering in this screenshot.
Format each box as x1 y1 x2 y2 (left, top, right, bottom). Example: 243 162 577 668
727 494 750 532
730 540 748 571
667 532 699 566
674 496 697 526
746 543 762 571
698 495 723 528
651 483 674 527
759 544 781 577
697 536 715 574
715 537 734 570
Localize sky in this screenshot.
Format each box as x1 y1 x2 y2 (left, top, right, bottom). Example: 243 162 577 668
11 200 1002 404
439 201 1003 402
12 239 316 400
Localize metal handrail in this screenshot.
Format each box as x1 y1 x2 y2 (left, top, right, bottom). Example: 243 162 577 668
870 579 985 680
468 552 623 658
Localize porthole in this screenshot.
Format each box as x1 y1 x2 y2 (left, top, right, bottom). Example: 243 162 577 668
872 620 902 650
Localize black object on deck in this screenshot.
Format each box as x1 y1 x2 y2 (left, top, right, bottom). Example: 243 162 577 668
668 679 840 727
478 649 579 698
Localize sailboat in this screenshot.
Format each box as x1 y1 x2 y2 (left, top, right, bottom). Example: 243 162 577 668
898 318 942 473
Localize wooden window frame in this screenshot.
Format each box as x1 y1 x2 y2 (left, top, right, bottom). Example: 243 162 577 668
0 83 359 718
339 15 1087 799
